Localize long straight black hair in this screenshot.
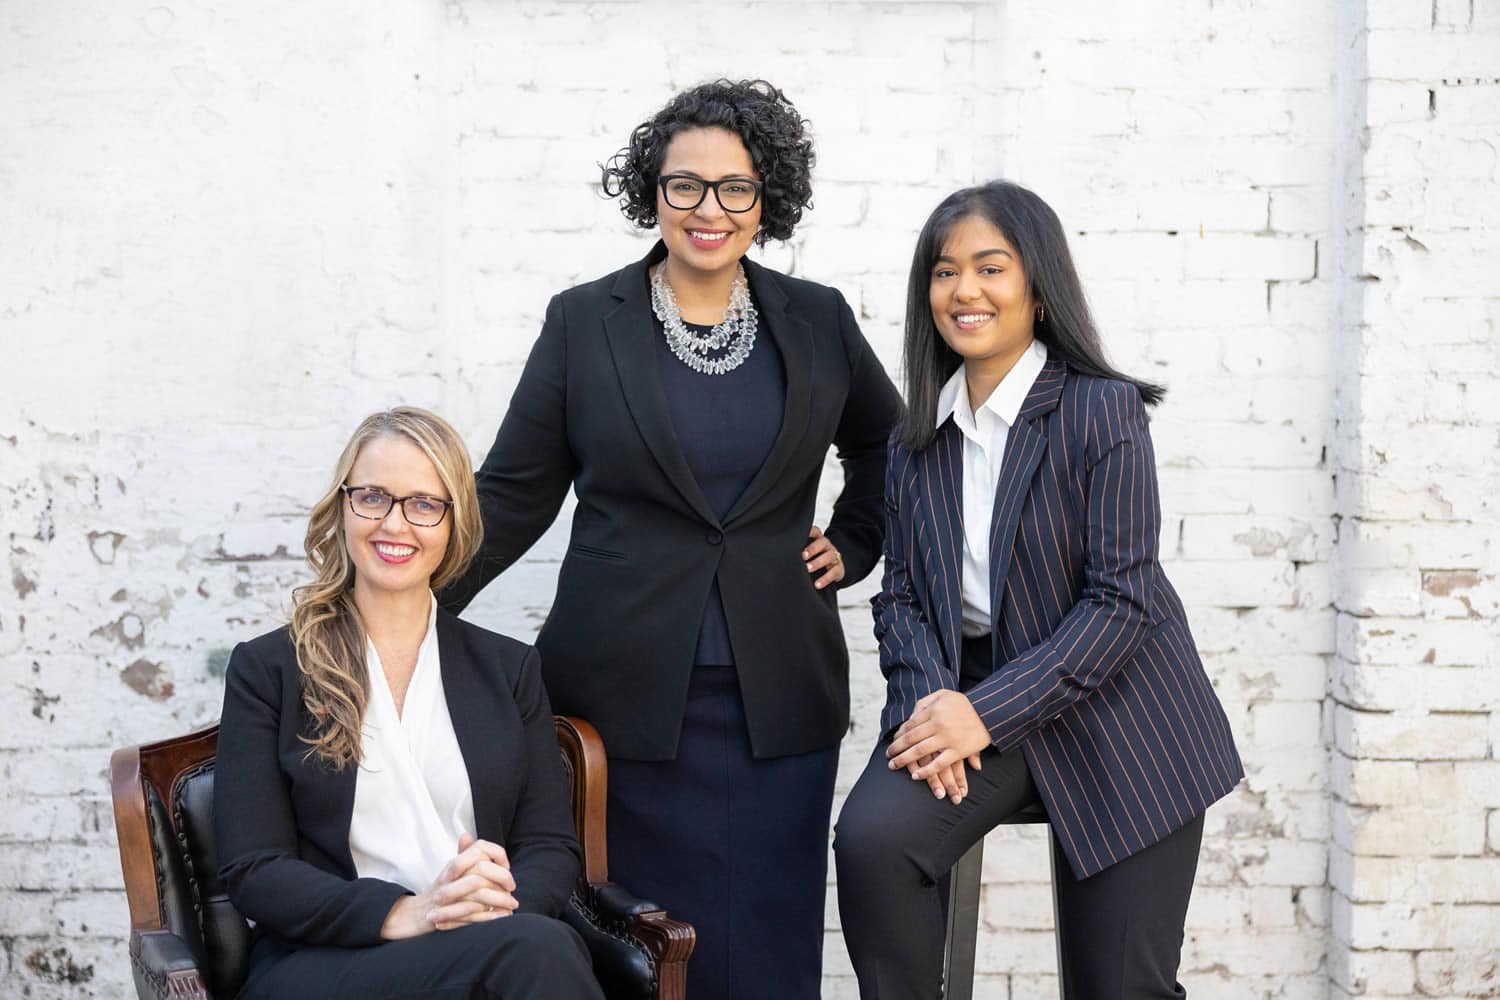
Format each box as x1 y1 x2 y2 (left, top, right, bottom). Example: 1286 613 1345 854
897 181 1164 451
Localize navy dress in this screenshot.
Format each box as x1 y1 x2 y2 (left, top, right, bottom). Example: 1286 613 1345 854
604 313 839 999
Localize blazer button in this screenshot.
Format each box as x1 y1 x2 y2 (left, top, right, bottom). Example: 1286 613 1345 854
706 530 724 545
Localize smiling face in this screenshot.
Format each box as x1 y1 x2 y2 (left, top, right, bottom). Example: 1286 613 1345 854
929 213 1037 382
656 126 762 282
342 434 452 603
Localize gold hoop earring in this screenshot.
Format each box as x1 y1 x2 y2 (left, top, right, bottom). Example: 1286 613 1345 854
1036 304 1045 323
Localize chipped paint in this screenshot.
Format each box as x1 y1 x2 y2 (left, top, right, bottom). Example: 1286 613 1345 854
11 567 35 598
86 530 125 564
29 686 59 721
204 646 233 678
1422 570 1481 597
90 612 145 649
120 658 174 700
23 946 94 985
1234 527 1290 557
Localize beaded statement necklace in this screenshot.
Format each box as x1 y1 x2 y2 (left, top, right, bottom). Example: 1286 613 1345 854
650 263 758 376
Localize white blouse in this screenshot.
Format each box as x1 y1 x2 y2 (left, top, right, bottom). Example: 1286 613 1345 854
348 595 476 893
935 339 1049 637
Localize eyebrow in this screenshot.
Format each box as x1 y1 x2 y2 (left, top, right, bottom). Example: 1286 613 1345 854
661 171 758 180
934 248 1014 263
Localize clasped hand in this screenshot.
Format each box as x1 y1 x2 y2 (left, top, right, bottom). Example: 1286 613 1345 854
381 834 518 940
886 690 993 805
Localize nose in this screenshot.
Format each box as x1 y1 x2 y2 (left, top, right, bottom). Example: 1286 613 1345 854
694 191 728 222
954 269 980 301
381 502 410 530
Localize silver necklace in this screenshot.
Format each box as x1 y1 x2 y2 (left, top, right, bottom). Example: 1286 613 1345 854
650 263 758 375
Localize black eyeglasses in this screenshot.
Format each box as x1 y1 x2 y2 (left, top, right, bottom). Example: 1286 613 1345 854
658 174 763 213
340 485 453 527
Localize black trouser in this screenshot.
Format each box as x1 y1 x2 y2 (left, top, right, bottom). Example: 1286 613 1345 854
834 634 1203 1000
238 914 605 999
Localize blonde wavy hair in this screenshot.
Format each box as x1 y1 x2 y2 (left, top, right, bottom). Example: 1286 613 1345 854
289 407 482 769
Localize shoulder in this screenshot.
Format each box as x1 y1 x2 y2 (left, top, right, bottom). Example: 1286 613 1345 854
1060 366 1147 414
230 625 295 670
555 265 628 307
1057 367 1151 457
223 625 297 700
438 610 535 674
749 261 848 316
884 427 941 500
553 254 650 315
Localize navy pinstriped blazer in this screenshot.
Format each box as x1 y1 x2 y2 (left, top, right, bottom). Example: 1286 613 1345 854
872 358 1243 879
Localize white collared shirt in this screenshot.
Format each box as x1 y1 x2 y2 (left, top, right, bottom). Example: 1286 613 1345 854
348 594 476 893
935 339 1049 637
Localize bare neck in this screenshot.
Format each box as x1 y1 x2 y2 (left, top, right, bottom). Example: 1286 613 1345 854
353 584 432 650
963 338 1034 414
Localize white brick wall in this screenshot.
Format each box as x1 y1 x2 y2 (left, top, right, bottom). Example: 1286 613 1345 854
2 1 1496 997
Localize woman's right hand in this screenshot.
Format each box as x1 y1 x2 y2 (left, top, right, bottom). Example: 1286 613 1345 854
380 836 518 939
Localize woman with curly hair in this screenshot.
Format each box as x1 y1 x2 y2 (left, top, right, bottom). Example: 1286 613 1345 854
215 407 603 998
440 79 901 997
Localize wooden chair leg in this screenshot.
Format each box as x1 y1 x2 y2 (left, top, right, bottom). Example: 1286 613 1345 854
941 839 985 1000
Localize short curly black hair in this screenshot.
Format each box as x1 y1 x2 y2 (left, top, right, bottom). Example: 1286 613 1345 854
600 79 815 246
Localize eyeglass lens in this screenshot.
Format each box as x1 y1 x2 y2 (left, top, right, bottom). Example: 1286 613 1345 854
346 487 448 526
661 177 759 213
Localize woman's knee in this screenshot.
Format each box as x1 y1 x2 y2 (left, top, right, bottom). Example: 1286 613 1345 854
457 913 593 988
834 770 919 875
494 912 588 960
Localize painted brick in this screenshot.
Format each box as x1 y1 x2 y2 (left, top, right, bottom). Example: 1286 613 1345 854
4 1 1499 997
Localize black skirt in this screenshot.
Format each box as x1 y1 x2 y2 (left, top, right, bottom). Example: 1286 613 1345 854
605 665 839 1000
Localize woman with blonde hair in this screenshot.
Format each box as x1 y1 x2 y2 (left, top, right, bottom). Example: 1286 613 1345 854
214 406 604 999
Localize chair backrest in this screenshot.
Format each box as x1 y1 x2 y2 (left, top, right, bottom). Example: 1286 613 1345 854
110 725 250 999
113 717 606 998
552 715 609 885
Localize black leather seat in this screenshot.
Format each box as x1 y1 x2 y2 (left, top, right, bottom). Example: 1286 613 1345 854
111 718 693 1000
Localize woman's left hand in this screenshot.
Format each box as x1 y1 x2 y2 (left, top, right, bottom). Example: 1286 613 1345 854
887 690 992 780
803 525 845 590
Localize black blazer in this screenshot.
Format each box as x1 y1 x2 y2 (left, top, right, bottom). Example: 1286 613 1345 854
441 242 902 761
874 361 1243 878
214 610 581 971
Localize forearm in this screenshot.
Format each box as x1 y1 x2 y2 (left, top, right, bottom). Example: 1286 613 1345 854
965 594 1151 751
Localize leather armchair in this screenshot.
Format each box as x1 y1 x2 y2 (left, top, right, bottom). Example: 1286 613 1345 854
109 717 693 1000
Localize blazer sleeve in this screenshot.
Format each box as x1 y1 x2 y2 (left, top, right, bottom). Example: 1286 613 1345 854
821 290 903 586
438 294 577 613
964 381 1159 752
872 439 958 737
215 642 409 948
500 644 583 916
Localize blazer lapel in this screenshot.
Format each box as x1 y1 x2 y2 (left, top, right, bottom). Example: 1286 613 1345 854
920 420 965 671
723 257 812 524
436 610 498 837
987 359 1066 635
602 243 719 526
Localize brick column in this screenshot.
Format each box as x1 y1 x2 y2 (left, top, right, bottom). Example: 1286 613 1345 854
1329 1 1500 996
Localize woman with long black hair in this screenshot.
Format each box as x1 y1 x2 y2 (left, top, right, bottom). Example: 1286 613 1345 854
834 181 1242 998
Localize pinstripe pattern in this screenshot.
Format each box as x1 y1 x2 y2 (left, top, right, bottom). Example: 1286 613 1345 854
870 359 1243 878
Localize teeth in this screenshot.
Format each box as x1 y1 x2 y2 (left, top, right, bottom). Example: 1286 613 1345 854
956 314 993 323
690 231 728 241
375 542 416 556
